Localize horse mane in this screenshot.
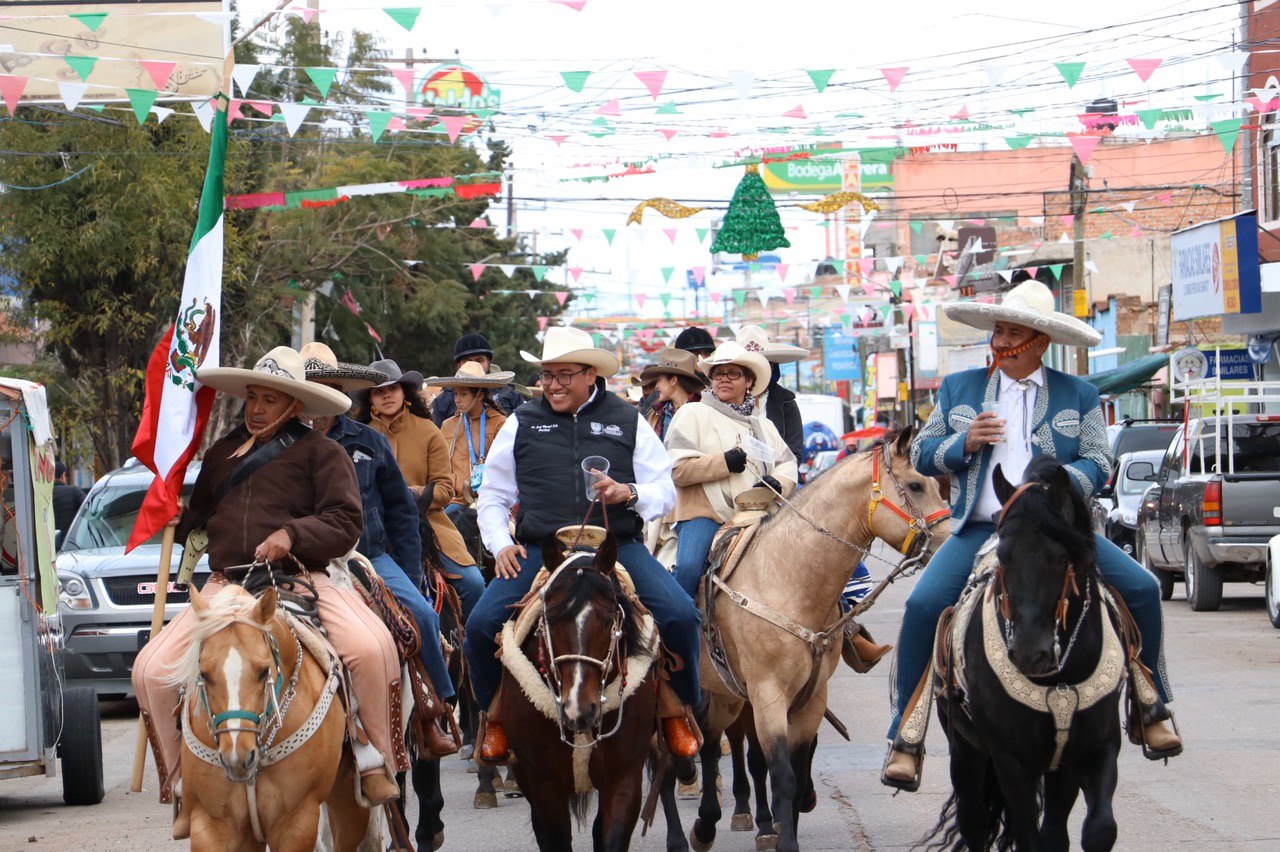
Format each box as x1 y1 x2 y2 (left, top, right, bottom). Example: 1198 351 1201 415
1005 456 1097 570
543 553 642 650
163 585 275 688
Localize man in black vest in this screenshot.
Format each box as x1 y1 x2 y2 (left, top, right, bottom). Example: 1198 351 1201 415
464 327 702 764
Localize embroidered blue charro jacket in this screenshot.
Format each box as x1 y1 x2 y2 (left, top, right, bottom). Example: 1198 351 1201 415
910 365 1111 533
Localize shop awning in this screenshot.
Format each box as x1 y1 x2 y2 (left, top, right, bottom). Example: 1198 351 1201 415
1083 354 1167 395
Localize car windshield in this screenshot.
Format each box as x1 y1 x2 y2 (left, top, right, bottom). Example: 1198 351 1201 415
1112 424 1179 458
61 481 195 552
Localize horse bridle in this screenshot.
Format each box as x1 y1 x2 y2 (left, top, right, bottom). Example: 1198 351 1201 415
992 482 1093 675
195 626 300 753
868 442 952 561
534 556 629 749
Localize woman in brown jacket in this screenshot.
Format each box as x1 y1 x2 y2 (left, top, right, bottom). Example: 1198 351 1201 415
426 361 513 515
359 359 485 619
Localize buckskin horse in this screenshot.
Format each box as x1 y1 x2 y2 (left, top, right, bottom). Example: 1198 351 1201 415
922 457 1128 851
492 532 661 851
171 584 372 852
684 427 950 852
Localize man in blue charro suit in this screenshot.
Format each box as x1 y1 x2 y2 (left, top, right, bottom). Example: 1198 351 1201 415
882 280 1182 791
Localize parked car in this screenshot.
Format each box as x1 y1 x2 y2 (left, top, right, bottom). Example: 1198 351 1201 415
799 449 840 484
55 459 209 697
1090 449 1163 555
1105 418 1181 461
1135 415 1280 610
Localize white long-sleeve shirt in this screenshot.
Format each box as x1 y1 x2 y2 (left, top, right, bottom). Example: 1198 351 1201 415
476 393 677 554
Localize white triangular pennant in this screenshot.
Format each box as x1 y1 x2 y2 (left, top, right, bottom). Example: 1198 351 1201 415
498 264 517 278
729 71 755 100
231 64 260 96
191 98 214 132
58 81 88 110
884 256 904 274
279 101 310 136
152 106 175 124
984 65 1007 87
935 219 955 231
835 284 852 303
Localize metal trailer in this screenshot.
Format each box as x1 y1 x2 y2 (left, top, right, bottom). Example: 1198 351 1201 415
0 378 103 805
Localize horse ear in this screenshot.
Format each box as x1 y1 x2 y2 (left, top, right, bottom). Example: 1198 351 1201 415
892 425 914 455
188 583 209 617
1047 465 1078 527
253 587 277 626
542 535 566 572
594 534 618 576
992 463 1017 506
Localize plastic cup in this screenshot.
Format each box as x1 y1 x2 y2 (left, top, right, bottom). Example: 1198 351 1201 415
581 456 610 501
981 401 1010 443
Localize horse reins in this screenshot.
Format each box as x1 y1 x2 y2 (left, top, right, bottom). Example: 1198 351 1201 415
869 443 952 559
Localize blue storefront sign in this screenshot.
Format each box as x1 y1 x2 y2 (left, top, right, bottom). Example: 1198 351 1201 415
824 326 860 381
1201 348 1255 380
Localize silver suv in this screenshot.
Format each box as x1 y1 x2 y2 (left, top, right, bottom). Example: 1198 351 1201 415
55 459 209 697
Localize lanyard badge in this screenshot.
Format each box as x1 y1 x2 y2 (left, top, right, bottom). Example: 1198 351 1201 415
464 408 487 492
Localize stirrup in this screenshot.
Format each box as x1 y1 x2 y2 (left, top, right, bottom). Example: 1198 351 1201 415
1140 713 1184 762
880 743 923 793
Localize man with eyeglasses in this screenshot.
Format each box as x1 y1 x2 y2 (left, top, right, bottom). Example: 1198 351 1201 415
463 327 703 766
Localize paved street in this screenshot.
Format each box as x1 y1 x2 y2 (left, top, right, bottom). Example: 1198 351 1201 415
3 573 1277 851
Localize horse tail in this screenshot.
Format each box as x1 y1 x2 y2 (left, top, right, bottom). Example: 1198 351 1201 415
915 778 1021 851
916 791 961 850
569 792 594 828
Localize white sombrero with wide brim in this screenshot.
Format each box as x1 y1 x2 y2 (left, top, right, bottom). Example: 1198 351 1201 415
197 346 352 417
736 324 809 364
520 326 619 376
698 341 771 397
942 280 1101 348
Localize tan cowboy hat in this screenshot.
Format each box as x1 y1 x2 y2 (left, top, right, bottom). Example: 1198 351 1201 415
639 347 704 385
520 326 619 376
736 324 809 364
698 341 771 397
942 280 1101 348
299 342 389 392
425 360 516 389
197 346 352 417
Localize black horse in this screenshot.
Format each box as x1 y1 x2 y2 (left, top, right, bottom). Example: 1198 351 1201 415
925 457 1126 851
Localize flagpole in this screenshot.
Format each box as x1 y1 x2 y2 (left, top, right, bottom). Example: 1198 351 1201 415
129 521 176 792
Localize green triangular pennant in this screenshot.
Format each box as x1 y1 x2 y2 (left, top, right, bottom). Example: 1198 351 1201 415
661 267 674 284
805 69 835 93
1211 117 1244 153
583 292 596 303
602 228 616 245
124 88 158 124
1136 108 1163 130
1194 94 1223 102
1100 231 1113 240
889 279 902 298
1055 62 1085 88
914 254 928 265
809 286 822 299
532 266 548 282
839 313 851 326
655 101 680 115
660 293 672 308
695 228 709 244
304 67 338 99
383 7 421 31
1009 108 1035 118
560 71 590 92
1005 135 1032 150
1048 264 1064 281
733 291 747 308
64 55 97 82
368 111 393 143
591 333 602 347
70 12 107 32
910 221 923 234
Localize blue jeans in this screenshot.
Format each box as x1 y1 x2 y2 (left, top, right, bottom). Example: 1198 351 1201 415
887 521 1172 739
673 517 723 598
464 538 702 710
440 554 485 621
444 503 465 522
370 552 455 702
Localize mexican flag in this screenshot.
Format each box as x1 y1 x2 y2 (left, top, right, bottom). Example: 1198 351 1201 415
126 100 228 552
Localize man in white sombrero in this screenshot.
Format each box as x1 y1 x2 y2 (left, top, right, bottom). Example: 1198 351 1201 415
882 280 1181 791
463 327 703 765
132 346 406 835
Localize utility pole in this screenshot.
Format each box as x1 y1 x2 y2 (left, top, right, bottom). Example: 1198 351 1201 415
1068 154 1089 375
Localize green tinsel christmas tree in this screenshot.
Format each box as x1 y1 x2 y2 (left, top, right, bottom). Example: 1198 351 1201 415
711 164 791 260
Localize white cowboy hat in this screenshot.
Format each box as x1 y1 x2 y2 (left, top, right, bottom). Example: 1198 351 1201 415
299 342 390 392
520 326 619 376
197 346 352 417
425 360 516 389
735 324 809 364
942 280 1102 348
699 341 771 397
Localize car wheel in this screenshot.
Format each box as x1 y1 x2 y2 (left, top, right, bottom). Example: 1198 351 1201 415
1266 556 1280 630
60 686 104 805
1185 541 1223 613
1137 533 1174 601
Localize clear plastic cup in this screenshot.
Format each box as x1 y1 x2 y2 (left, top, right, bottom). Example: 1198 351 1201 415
981 401 1010 444
581 456 610 501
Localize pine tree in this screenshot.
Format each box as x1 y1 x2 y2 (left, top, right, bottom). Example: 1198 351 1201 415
710 164 791 260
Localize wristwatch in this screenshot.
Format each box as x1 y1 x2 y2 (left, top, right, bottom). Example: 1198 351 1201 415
624 484 639 509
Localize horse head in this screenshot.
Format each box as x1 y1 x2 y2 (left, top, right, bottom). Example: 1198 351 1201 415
869 426 952 561
993 457 1097 677
538 534 630 736
187 584 285 783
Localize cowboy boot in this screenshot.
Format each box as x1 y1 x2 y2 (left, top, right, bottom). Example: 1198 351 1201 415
882 745 923 790
171 786 190 841
842 622 892 673
662 709 702 759
477 712 509 765
426 716 460 758
360 771 401 806
1142 718 1183 758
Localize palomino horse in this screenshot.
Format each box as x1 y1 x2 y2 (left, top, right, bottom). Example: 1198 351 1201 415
689 427 951 852
173 584 370 851
923 458 1127 851
494 533 661 851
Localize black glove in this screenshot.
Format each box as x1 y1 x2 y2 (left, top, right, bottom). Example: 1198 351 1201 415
755 475 782 493
724 447 748 473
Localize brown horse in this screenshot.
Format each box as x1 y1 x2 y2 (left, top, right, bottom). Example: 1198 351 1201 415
688 427 951 852
173 584 371 852
494 534 660 851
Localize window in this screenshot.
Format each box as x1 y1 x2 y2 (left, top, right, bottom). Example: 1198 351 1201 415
1261 112 1280 223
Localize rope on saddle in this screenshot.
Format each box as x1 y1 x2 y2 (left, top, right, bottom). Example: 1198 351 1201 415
240 564 320 621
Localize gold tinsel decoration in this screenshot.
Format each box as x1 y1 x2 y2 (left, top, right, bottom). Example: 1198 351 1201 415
798 191 882 215
626 198 706 225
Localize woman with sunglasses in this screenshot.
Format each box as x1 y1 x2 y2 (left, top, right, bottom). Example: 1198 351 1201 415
665 341 798 597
